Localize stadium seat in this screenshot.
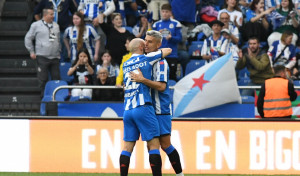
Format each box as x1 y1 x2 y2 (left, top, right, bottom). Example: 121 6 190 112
296 47 300 54
124 26 133 34
188 41 203 58
185 59 205 76
238 67 250 79
40 80 69 116
69 96 92 101
60 62 74 84
196 32 205 41
293 80 300 86
237 77 251 86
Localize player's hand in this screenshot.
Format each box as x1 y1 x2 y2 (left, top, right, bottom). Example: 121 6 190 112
93 18 99 26
165 34 172 40
130 68 145 82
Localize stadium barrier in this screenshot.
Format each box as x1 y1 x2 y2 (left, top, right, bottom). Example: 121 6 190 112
50 85 300 118
0 117 300 174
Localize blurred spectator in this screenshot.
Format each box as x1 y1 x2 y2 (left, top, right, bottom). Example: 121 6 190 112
63 12 100 65
25 8 61 97
241 0 274 42
219 11 239 45
116 35 135 87
221 29 240 65
78 0 116 54
132 10 152 38
267 30 297 71
236 37 274 96
267 0 299 46
152 3 182 81
96 50 120 78
123 0 139 27
33 0 77 61
265 0 281 9
147 0 169 22
99 13 135 65
67 48 94 100
171 0 197 27
201 20 228 64
218 0 243 28
93 67 117 101
238 0 251 14
177 24 190 76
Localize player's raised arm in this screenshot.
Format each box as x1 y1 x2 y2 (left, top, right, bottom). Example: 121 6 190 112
161 48 172 58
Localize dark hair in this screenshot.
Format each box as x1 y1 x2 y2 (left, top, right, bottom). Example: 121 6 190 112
73 12 85 51
273 65 286 75
99 50 116 66
281 30 293 42
73 48 93 66
161 3 172 11
126 35 136 42
249 0 260 11
279 0 294 13
248 36 260 43
224 0 242 12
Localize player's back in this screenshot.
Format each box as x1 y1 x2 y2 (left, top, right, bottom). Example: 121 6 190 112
123 51 162 110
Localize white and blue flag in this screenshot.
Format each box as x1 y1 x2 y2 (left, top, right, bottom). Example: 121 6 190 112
173 53 241 117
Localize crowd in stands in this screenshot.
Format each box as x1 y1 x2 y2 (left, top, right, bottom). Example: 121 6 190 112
26 0 300 101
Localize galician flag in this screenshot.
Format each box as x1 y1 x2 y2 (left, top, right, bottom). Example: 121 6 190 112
173 53 241 117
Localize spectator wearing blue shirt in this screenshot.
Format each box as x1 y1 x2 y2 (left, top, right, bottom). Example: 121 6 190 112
153 3 182 81
171 0 197 27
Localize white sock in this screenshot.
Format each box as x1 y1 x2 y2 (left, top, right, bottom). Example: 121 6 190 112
176 173 184 176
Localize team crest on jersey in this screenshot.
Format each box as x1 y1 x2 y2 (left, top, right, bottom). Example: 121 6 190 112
169 23 174 29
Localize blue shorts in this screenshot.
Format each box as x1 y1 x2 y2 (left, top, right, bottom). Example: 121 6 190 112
156 114 172 136
123 105 160 141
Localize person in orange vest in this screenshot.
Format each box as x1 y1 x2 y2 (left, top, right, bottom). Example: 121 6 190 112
257 65 297 118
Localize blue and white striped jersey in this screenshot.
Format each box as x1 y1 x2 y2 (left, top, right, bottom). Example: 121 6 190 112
78 0 115 21
201 35 228 64
151 59 172 115
63 24 100 63
123 51 162 111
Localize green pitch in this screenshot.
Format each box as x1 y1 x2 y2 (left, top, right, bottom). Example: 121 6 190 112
0 173 294 176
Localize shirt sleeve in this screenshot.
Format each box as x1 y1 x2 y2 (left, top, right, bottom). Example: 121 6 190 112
24 22 37 54
78 1 85 11
220 39 228 53
257 83 265 118
103 0 116 16
89 26 100 40
154 60 168 82
201 39 209 56
146 50 162 65
288 81 298 101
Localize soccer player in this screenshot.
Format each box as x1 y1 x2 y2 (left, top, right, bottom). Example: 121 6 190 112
119 38 172 176
130 30 184 176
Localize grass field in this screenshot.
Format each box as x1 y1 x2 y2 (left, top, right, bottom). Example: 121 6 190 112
0 173 294 176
